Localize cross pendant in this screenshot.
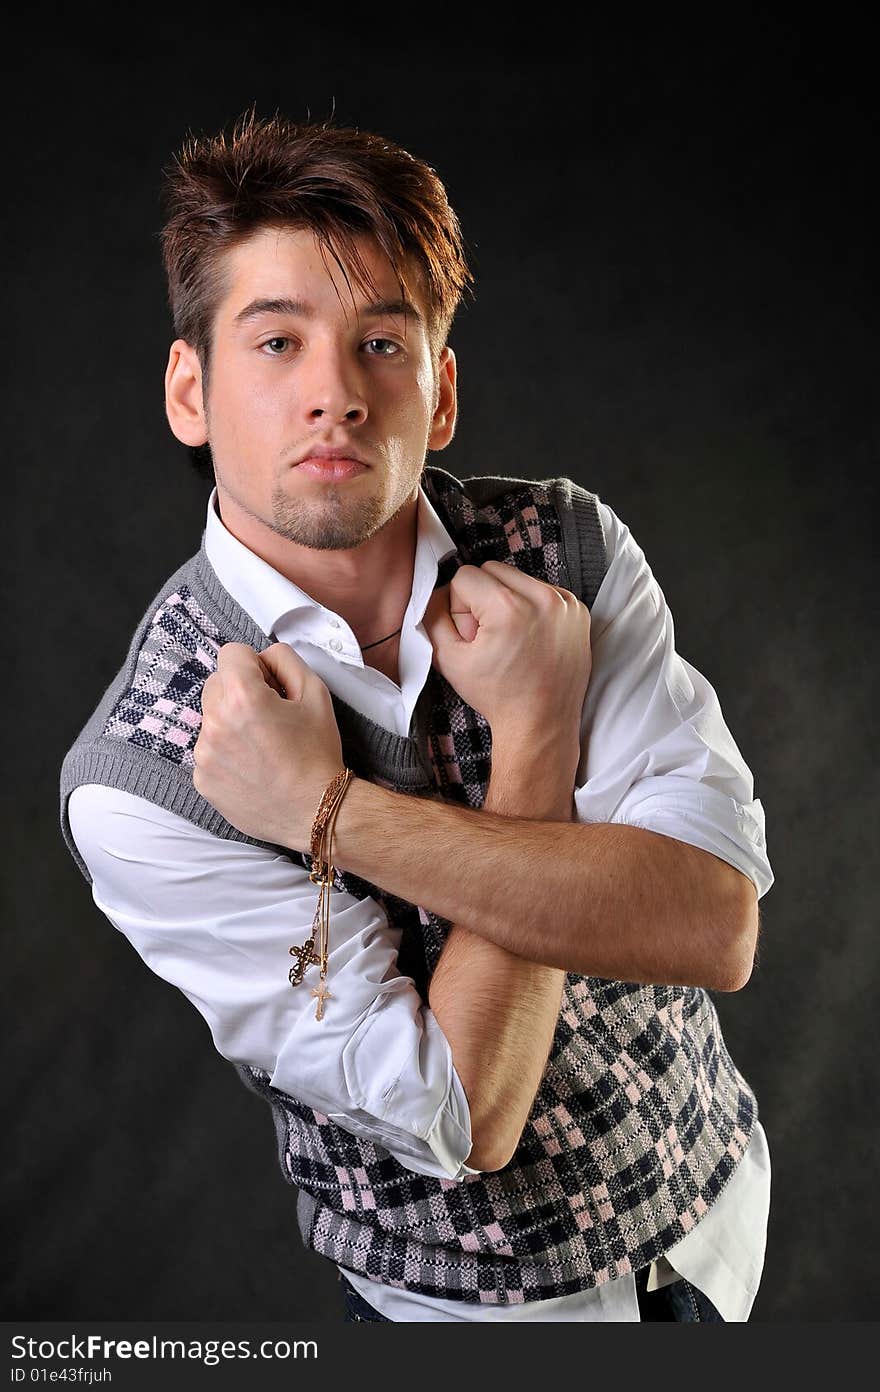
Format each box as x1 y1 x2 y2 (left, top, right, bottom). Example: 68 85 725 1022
311 982 332 1020
289 938 319 987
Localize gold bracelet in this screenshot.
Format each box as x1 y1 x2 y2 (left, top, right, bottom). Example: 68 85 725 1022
288 767 353 1019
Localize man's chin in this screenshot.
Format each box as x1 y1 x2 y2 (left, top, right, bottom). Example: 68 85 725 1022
270 502 381 551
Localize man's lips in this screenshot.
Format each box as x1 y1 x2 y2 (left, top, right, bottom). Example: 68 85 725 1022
295 457 368 481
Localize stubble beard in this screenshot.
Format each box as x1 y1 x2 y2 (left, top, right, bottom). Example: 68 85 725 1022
268 476 407 551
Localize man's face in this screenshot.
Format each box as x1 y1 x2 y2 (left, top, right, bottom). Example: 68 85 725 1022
194 225 454 551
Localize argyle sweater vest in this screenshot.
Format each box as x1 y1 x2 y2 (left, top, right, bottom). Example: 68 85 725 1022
59 465 757 1305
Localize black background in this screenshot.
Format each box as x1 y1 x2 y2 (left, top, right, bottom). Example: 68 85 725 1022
4 11 875 1321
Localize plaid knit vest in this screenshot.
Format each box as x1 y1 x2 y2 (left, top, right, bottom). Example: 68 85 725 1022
59 466 757 1305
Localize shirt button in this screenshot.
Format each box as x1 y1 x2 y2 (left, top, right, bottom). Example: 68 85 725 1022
329 638 343 652
327 617 341 628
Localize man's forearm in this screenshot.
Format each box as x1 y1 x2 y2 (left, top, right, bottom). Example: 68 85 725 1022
328 771 757 994
427 745 570 1172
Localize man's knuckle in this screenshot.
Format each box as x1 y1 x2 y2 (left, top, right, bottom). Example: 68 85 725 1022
533 584 562 613
219 679 248 712
497 584 524 611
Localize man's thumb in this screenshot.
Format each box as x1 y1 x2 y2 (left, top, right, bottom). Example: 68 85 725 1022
257 642 310 699
423 585 478 649
450 608 478 641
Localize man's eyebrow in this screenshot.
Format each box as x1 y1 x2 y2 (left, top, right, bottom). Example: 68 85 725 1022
232 295 423 327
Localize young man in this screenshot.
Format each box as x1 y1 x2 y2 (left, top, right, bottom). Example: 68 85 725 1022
59 109 774 1323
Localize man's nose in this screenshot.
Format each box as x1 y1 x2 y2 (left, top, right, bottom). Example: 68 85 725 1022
301 342 368 424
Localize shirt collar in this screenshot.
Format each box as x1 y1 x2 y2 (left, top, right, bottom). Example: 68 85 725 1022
203 479 458 640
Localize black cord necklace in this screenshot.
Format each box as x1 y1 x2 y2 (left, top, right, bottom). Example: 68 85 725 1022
359 625 403 651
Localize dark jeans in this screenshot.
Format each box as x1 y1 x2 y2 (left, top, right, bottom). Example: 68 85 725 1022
338 1264 725 1322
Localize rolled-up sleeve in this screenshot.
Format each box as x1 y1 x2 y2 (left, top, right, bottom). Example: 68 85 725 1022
573 501 774 900
68 782 479 1180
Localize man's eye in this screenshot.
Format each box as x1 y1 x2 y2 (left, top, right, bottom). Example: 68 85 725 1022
363 338 401 356
259 337 400 357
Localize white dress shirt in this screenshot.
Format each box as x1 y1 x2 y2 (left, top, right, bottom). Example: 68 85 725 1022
68 479 774 1321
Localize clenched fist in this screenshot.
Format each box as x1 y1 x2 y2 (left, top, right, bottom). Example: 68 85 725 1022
192 641 345 853
421 559 592 755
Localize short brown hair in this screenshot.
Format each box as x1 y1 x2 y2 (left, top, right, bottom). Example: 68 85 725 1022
158 105 475 474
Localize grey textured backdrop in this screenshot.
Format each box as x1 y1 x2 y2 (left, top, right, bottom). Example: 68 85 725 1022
4 13 875 1322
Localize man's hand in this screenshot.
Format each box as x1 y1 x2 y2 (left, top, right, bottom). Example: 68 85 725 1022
192 642 345 852
422 560 592 752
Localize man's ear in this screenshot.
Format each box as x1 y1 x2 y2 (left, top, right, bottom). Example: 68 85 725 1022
165 339 208 447
427 346 457 452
